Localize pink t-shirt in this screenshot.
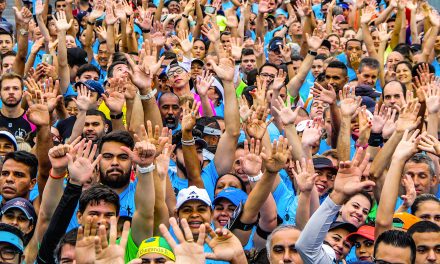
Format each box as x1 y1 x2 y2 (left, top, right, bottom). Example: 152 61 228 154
192 92 217 117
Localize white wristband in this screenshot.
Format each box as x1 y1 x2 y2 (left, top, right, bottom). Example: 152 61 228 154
247 171 263 182
137 164 155 174
138 89 157 100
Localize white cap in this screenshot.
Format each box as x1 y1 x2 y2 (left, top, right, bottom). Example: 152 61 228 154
176 186 211 210
296 119 313 133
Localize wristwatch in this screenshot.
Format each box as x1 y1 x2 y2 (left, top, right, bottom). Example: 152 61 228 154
19 28 28 36
138 89 157 100
308 50 318 56
110 112 123 119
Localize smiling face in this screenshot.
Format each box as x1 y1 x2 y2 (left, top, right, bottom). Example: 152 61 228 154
212 199 236 228
314 168 335 196
340 194 371 227
396 63 412 84
325 228 352 260
176 200 211 238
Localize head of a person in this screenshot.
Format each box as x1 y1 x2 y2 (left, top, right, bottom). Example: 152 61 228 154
55 228 77 264
65 34 77 49
174 186 212 239
220 32 232 51
0 151 38 201
345 39 363 60
0 223 24 264
387 51 405 72
97 41 109 69
191 59 204 79
77 184 120 231
165 0 180 14
373 230 416 264
343 28 356 40
214 173 246 195
241 48 257 74
195 117 221 154
327 34 341 54
382 80 406 110
74 79 104 107
212 187 247 229
75 63 100 83
394 43 413 63
0 198 36 238
311 54 327 78
357 57 380 87
64 96 78 117
325 222 357 260
158 92 182 130
137 236 176 263
339 191 373 227
0 130 17 157
313 157 337 196
403 153 438 196
171 130 206 175
67 47 88 80
98 131 135 190
290 56 303 75
192 39 207 59
107 60 129 79
411 194 440 226
317 39 331 57
395 61 413 85
82 110 108 143
268 37 284 65
346 225 375 262
0 73 24 108
0 28 13 55
266 225 303 264
324 61 348 93
407 221 440 264
0 0 6 15
259 63 279 87
1 51 16 75
167 63 191 93
310 99 329 119
55 0 67 12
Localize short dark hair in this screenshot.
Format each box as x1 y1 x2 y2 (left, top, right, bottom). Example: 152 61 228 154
358 57 380 73
76 64 100 79
345 39 363 49
394 61 412 73
0 31 13 41
158 92 179 106
215 173 246 193
346 190 373 210
4 151 38 179
382 80 407 100
64 95 77 107
98 130 134 153
411 194 440 215
78 184 120 215
107 60 128 78
326 61 348 76
86 109 107 124
0 72 23 91
242 48 254 57
407 221 440 237
1 50 17 59
394 43 412 62
373 230 416 264
315 54 328 61
55 228 77 262
259 62 279 74
291 55 304 62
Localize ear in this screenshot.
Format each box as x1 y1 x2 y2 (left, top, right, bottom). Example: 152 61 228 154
170 152 176 162
96 97 103 106
29 178 37 191
75 76 79 83
104 123 109 133
173 209 179 220
77 210 83 224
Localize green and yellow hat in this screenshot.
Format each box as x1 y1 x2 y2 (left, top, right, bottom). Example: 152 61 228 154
137 236 176 261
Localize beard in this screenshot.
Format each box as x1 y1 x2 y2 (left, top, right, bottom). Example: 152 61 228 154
1 98 20 108
163 115 178 130
99 167 131 189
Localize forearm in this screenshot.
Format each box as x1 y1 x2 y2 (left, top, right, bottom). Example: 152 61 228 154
37 182 82 263
182 130 204 187
410 10 419 45
285 124 303 161
107 25 116 55
374 5 394 26
287 54 315 97
337 115 352 161
256 13 265 40
421 25 439 62
153 171 169 235
24 52 38 76
427 113 439 137
128 97 145 137
58 31 70 94
36 125 53 197
295 191 312 230
370 130 404 179
69 111 86 143
361 23 378 59
36 15 50 42
390 9 403 49
132 170 155 246
127 32 138 53
140 88 163 131
13 24 28 76
199 95 214 117
329 103 341 148
154 0 164 22
120 20 128 52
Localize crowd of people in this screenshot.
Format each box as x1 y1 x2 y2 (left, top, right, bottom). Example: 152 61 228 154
0 0 439 262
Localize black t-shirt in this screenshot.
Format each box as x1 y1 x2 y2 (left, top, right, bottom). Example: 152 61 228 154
55 115 113 143
0 112 35 138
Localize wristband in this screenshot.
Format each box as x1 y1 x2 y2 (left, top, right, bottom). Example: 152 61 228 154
50 169 67 179
142 28 151 33
137 164 155 174
247 171 263 182
355 142 369 149
285 60 293 65
307 50 317 56
110 112 123 119
138 89 157 100
368 132 383 147
181 138 195 146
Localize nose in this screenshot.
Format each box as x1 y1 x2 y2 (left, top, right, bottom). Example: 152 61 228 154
427 249 437 261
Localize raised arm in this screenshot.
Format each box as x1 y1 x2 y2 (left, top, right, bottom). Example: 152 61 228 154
12 7 32 76
35 0 51 44
54 11 73 94
101 78 126 131
105 3 118 56
68 85 95 143
421 11 440 62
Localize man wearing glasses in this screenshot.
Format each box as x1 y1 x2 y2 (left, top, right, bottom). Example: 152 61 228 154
0 223 24 264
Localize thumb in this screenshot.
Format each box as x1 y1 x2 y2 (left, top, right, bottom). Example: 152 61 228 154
357 180 376 191
66 153 74 166
204 252 219 260
120 146 134 158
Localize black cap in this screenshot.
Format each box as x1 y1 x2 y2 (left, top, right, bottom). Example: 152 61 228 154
67 48 88 67
312 157 337 174
321 39 331 51
0 22 13 34
329 221 357 233
269 37 284 52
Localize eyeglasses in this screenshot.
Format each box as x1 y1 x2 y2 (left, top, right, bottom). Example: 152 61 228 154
0 247 20 260
167 67 184 78
260 73 276 80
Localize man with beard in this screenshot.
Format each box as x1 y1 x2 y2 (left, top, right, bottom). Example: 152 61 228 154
0 73 35 139
82 110 109 143
158 92 182 133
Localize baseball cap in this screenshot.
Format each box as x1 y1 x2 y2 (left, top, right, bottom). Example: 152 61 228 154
0 130 18 151
321 39 331 51
346 225 375 242
176 186 212 210
0 223 24 253
0 22 13 34
67 47 88 67
296 119 312 132
213 187 248 207
74 80 105 97
329 221 357 233
137 236 175 260
393 212 420 230
313 157 338 174
269 37 284 52
1 198 37 225
275 8 288 18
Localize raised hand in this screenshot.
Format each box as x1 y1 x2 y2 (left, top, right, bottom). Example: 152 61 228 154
331 147 375 204
310 82 336 105
196 71 214 96
67 139 102 186
378 23 390 43
95 217 130 264
358 107 372 142
339 85 362 117
160 217 206 264
209 57 235 82
156 143 175 177
105 3 119 25
204 224 245 262
13 6 32 25
261 136 291 173
417 133 440 156
382 107 398 139
241 138 263 176
173 30 194 56
48 137 82 175
122 0 134 16
88 2 105 22
201 22 220 42
271 69 287 91
371 104 388 134
272 96 300 126
74 85 94 111
400 174 416 209
301 118 323 147
25 91 50 127
121 124 157 167
361 5 376 24
102 78 126 115
181 101 200 132
150 23 166 47
393 129 420 161
238 96 252 122
230 37 243 61
280 40 292 63
395 99 421 133
252 76 268 108
76 216 100 264
244 106 272 140
258 0 272 13
423 80 440 114
35 0 44 16
292 158 316 193
54 11 73 32
306 28 325 51
142 120 169 157
253 38 264 58
137 9 152 30
42 78 62 113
